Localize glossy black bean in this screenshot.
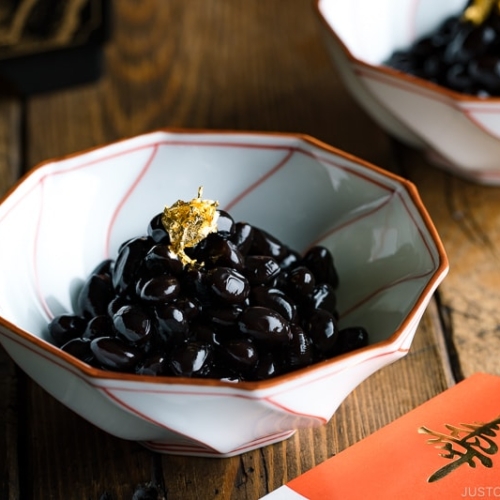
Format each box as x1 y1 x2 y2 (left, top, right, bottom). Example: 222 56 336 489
196 236 244 271
147 212 170 243
230 221 254 255
250 227 288 262
279 249 301 270
221 337 259 373
442 21 475 64
410 36 437 62
251 286 297 322
308 283 337 315
191 323 224 347
90 259 114 277
204 304 243 328
90 336 141 371
168 341 213 377
206 267 250 304
83 314 113 340
305 309 339 354
459 23 496 61
135 353 171 376
175 296 202 322
423 52 448 81
60 337 94 364
301 246 339 289
386 50 418 74
446 63 474 92
286 325 314 368
112 236 152 295
107 296 129 317
48 314 87 346
142 244 183 276
432 15 462 47
154 303 189 344
251 352 282 380
468 55 500 89
238 306 290 344
244 255 281 285
286 266 315 301
112 305 153 344
334 326 369 356
180 268 211 304
136 274 180 303
78 273 115 318
215 209 235 236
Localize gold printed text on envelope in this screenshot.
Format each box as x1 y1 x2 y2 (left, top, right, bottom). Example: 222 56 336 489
418 416 500 482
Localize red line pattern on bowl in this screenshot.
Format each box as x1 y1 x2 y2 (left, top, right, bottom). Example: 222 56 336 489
0 132 444 388
31 137 437 322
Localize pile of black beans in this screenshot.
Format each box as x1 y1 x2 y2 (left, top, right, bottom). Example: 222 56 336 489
385 9 500 96
48 209 368 381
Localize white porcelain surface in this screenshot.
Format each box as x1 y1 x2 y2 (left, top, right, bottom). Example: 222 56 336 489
0 130 448 457
315 0 500 185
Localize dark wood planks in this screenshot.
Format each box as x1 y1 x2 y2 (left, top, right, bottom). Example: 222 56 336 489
395 145 500 381
0 97 22 500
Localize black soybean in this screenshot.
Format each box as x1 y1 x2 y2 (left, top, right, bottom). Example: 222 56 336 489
334 326 369 355
147 213 170 243
251 286 297 322
168 341 213 377
286 325 314 369
302 246 339 289
83 314 113 340
222 337 259 374
154 303 189 344
61 337 94 363
305 309 339 355
206 267 250 304
90 336 141 371
308 283 337 315
142 244 183 276
136 274 180 303
385 9 500 96
48 314 87 346
113 305 154 344
230 222 254 255
112 236 152 295
77 273 115 318
238 306 291 344
244 255 281 285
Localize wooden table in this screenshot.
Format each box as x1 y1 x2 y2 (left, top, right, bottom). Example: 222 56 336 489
1 1 499 498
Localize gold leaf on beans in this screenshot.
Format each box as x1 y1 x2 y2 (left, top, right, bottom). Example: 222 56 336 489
161 187 219 266
462 0 498 25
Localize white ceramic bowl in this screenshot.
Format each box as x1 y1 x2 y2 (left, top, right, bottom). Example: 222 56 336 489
0 129 448 457
315 0 500 185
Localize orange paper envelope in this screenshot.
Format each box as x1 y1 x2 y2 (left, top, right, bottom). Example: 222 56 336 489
262 373 500 500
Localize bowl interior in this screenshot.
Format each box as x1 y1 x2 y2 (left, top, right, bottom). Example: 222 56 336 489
317 0 469 65
0 130 443 351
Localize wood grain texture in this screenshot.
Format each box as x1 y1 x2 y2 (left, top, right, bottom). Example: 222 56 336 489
0 98 21 500
0 98 21 195
0 0 462 499
396 145 500 380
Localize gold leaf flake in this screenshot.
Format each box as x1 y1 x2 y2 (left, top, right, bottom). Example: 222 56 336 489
161 187 219 266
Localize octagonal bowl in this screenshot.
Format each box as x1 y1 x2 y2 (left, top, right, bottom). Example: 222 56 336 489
0 129 448 457
314 0 500 185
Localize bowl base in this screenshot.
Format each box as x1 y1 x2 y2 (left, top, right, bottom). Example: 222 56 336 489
139 429 296 457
